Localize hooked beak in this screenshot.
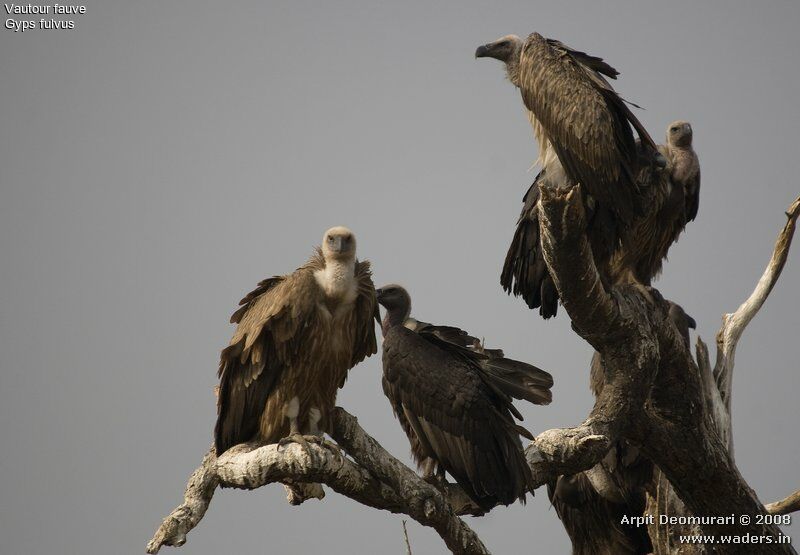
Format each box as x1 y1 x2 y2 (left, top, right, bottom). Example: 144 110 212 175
375 288 385 303
475 44 491 58
330 236 344 253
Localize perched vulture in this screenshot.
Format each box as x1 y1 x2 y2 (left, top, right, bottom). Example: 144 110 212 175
214 226 379 458
660 120 700 222
549 303 695 554
607 129 699 287
376 284 553 510
476 33 695 318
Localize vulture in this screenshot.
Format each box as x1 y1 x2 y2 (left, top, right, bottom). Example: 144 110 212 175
549 303 696 554
476 34 700 318
660 120 700 222
376 284 553 510
214 226 379 460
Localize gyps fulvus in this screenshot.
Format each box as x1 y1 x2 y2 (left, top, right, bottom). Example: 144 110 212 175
214 226 379 458
376 284 553 510
661 120 700 222
477 34 698 318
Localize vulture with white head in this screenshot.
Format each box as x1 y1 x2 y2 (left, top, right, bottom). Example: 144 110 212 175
376 284 553 510
660 119 700 222
214 226 379 459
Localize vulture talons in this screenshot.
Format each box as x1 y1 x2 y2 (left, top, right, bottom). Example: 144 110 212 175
277 433 315 460
305 435 347 465
422 469 449 493
278 434 344 469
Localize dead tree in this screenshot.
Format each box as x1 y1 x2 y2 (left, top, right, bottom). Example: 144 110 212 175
147 191 799 554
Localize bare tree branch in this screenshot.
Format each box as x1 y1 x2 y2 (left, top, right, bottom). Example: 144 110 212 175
146 448 219 554
525 426 611 488
147 409 492 555
714 196 800 442
537 186 798 553
640 196 800 554
537 185 624 346
329 409 490 554
766 490 800 516
147 403 625 554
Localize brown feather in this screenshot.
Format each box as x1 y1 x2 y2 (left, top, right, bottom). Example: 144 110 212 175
381 314 547 509
518 33 650 225
215 250 378 455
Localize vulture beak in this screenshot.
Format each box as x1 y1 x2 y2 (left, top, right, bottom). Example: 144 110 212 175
475 44 491 58
375 288 385 302
330 236 344 253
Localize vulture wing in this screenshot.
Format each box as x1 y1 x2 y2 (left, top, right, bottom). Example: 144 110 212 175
500 171 559 318
215 254 378 455
382 327 536 509
349 260 381 372
518 33 657 225
685 164 700 223
214 262 319 455
405 318 553 408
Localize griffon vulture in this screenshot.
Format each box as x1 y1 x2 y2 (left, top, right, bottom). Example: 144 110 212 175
607 127 700 287
376 284 553 510
214 226 379 458
503 121 699 317
660 120 700 222
477 33 677 318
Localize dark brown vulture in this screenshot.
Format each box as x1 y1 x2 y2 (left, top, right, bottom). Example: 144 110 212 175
549 303 695 554
376 284 553 510
477 34 701 318
214 226 379 461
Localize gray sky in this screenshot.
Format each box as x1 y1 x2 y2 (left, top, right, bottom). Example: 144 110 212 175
1 1 798 553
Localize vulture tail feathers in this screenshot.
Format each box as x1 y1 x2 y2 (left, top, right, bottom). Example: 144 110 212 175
514 423 535 441
481 357 554 406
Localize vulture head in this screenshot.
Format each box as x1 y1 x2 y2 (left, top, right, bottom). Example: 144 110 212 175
475 35 524 84
376 284 412 329
667 120 693 148
322 226 357 262
475 34 523 62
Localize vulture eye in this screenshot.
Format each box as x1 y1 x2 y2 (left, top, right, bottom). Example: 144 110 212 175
670 127 679 132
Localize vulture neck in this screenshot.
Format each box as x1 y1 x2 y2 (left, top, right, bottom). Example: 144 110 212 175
382 305 411 335
316 257 356 302
527 112 555 170
506 58 521 87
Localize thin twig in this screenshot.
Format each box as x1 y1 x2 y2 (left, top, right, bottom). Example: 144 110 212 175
402 520 413 555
